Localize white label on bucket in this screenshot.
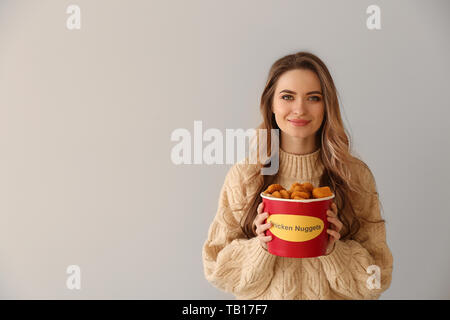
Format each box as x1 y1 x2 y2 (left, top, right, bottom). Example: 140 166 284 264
267 214 324 242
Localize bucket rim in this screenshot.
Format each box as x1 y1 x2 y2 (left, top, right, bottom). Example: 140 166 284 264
260 192 335 203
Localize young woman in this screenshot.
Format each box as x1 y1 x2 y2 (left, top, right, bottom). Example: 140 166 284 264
202 51 393 300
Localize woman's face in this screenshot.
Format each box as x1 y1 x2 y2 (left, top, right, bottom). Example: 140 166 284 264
272 69 325 142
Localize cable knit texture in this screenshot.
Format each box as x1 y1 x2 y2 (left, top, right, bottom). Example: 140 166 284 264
202 147 394 300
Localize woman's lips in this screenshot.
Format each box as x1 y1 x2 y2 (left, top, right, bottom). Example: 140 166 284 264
288 119 311 126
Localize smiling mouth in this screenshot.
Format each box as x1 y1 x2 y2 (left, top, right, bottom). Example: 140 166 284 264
288 119 311 125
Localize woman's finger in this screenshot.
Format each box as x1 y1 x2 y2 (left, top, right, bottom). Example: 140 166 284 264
253 212 263 228
256 221 271 236
327 216 343 232
261 222 272 232
255 212 268 226
258 234 272 243
331 202 338 214
326 209 337 218
257 202 264 214
327 229 341 241
327 203 338 216
333 204 339 218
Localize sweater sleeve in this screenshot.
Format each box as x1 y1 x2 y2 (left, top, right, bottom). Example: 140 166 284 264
318 166 394 300
202 164 277 299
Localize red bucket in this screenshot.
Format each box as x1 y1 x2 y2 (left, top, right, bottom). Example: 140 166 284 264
261 192 335 258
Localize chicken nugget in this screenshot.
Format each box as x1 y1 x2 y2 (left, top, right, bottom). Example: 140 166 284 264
280 189 290 199
265 184 284 194
303 191 313 199
300 182 314 193
289 182 302 191
300 191 310 199
291 191 310 199
312 186 333 199
271 191 282 198
290 191 301 198
291 185 305 192
293 196 304 200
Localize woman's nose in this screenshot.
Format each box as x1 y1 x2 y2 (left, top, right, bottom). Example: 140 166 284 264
292 99 306 114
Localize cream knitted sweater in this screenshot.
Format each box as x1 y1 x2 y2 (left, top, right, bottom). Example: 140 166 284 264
202 147 394 300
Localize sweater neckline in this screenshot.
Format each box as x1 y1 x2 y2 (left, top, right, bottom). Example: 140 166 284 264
278 147 325 180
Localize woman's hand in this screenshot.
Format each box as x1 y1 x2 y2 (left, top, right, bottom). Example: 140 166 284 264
254 202 272 250
325 202 343 255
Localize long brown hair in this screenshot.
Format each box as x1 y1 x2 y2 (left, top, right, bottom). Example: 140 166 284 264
240 51 384 241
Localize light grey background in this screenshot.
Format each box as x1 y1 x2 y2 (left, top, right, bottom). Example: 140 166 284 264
0 0 449 299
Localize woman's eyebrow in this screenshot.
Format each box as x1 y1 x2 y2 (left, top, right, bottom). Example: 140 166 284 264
279 89 323 95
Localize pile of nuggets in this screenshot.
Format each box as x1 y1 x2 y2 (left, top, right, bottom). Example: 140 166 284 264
262 182 333 200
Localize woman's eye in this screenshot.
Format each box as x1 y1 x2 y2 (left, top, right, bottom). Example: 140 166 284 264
281 95 321 101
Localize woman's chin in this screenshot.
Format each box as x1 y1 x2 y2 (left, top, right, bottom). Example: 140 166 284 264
285 129 311 139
